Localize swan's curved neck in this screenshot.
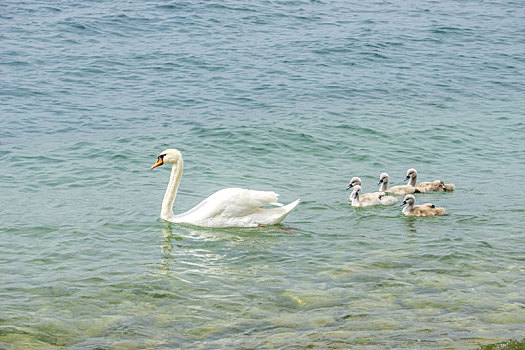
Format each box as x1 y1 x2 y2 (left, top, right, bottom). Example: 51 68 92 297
408 174 417 187
379 180 388 192
352 193 360 205
161 158 184 220
403 203 414 215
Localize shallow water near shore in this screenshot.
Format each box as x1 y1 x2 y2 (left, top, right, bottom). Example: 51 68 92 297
1 0 524 348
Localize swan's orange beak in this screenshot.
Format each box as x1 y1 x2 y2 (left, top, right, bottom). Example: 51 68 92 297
150 157 163 169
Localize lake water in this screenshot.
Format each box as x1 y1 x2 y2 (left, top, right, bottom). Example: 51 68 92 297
1 0 524 348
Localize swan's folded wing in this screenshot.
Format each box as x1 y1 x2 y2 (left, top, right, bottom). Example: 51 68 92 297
220 188 281 217
174 187 299 227
412 204 445 216
416 180 444 192
386 185 418 195
411 206 430 216
360 192 382 201
379 194 398 205
192 188 278 218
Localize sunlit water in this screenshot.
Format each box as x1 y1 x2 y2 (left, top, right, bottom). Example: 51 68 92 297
1 0 524 348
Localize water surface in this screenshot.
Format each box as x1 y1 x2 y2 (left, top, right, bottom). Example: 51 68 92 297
1 0 524 348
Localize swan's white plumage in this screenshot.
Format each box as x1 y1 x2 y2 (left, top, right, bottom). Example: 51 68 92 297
170 188 299 227
152 149 299 228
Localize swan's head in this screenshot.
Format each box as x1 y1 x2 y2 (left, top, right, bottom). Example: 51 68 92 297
351 185 362 199
346 177 362 190
401 194 415 206
151 149 182 169
378 173 389 185
405 168 417 182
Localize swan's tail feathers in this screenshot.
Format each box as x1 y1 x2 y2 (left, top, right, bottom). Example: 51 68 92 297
273 198 300 223
283 199 300 212
252 199 300 225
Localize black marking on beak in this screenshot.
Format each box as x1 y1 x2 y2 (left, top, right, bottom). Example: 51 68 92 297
378 179 383 185
404 176 410 182
151 154 166 170
346 184 353 190
400 200 407 206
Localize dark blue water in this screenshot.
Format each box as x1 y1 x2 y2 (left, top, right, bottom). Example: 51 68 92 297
1 1 524 348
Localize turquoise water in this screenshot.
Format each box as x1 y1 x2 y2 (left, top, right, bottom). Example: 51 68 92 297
1 0 524 348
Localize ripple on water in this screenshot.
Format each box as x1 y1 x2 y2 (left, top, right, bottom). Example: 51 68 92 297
1 0 524 348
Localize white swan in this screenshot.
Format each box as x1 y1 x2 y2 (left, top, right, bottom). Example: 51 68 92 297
350 185 398 207
151 149 299 228
405 168 455 192
401 194 445 216
377 173 423 195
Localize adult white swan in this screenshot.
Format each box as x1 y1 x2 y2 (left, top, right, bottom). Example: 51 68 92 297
150 149 300 228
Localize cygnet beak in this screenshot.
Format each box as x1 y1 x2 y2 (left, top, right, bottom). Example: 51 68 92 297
346 184 353 190
378 179 383 185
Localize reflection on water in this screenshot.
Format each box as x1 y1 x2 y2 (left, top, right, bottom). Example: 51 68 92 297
156 222 290 280
158 223 181 274
403 216 418 233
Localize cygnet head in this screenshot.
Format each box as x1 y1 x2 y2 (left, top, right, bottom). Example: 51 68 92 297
401 194 416 206
151 149 182 169
351 185 362 199
405 168 417 182
346 177 362 190
378 173 389 185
